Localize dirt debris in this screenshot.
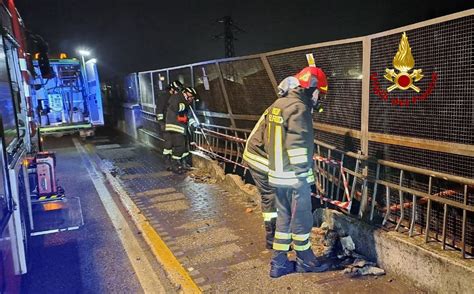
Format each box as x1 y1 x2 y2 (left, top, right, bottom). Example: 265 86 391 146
343 264 386 277
189 170 217 184
311 225 386 277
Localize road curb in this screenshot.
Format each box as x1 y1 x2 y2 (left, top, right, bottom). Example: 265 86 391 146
88 147 202 293
103 170 202 294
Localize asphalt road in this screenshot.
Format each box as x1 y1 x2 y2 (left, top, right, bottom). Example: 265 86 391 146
22 135 174 293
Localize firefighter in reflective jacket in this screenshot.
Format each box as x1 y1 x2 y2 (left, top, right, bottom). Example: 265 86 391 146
157 80 183 121
266 67 329 278
164 86 198 174
160 80 184 166
243 108 277 250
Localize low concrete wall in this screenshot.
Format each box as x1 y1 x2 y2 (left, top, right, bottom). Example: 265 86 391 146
138 129 163 151
115 103 142 139
315 209 474 293
193 152 474 294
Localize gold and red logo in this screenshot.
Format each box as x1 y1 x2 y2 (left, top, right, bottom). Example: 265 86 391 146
384 32 423 92
370 32 437 107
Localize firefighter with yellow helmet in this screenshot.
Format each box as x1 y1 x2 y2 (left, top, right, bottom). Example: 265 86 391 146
163 86 198 174
159 80 184 169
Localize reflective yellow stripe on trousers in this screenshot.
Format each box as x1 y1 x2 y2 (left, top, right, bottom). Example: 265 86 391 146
293 242 312 251
292 233 310 241
262 212 278 221
274 231 291 239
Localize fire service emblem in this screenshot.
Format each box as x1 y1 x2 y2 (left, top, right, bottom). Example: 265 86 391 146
384 32 423 92
370 32 437 107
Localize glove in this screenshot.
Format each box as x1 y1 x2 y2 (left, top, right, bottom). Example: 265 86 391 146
188 118 198 128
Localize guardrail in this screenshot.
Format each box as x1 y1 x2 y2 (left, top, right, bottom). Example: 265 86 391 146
119 9 474 259
192 125 473 258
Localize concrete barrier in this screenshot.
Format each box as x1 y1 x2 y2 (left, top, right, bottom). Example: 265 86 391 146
314 209 474 293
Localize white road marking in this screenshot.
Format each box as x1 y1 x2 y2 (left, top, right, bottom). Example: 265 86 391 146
95 144 122 149
73 138 166 293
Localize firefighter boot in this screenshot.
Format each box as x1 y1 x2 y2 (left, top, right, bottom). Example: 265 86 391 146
171 160 184 175
264 219 276 249
164 155 172 171
269 251 296 278
180 158 193 171
295 249 330 273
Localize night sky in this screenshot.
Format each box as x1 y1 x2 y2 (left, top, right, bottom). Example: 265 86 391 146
16 0 472 80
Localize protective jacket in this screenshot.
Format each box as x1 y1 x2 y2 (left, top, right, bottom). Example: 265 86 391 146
243 108 269 173
165 93 194 134
266 87 315 187
156 95 170 121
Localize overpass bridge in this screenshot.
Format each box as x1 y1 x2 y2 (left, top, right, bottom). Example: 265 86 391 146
101 9 473 292
22 9 473 294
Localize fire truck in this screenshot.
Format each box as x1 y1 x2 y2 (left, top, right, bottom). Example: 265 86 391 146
0 1 83 292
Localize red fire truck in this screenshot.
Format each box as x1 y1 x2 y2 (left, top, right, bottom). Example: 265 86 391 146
0 1 83 292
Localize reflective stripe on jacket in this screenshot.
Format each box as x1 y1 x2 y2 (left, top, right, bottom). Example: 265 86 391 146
165 93 188 134
266 88 315 187
243 109 269 173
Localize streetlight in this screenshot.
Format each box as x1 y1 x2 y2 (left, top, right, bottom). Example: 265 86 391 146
77 49 90 56
77 49 92 102
77 49 91 71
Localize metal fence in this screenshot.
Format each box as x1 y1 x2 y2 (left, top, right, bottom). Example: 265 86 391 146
120 10 473 258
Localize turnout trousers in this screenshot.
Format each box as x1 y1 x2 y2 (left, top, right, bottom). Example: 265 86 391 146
272 182 313 252
163 131 187 160
249 167 277 248
162 131 172 156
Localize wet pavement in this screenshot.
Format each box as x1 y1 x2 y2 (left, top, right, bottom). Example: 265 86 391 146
22 135 173 293
88 129 424 293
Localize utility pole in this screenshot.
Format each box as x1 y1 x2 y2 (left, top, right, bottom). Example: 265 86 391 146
214 16 244 58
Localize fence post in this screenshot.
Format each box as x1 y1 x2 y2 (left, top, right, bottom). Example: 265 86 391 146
215 61 237 128
150 72 156 109
260 54 279 95
361 37 371 156
190 66 194 88
359 37 371 217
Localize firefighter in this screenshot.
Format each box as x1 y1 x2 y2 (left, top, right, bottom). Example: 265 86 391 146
265 67 329 278
243 108 277 250
164 86 197 174
181 87 199 170
159 81 184 169
157 80 183 121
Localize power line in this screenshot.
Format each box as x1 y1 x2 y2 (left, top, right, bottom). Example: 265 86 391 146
214 16 244 58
